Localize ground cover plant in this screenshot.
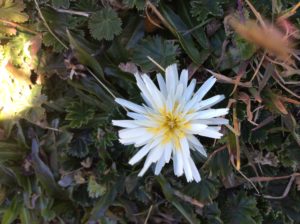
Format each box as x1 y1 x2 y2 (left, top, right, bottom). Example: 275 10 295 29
0 0 300 223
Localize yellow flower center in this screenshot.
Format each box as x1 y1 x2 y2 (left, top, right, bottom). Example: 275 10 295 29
147 108 190 148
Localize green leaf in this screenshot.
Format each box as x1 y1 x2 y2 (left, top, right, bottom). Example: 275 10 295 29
68 133 91 158
67 30 105 79
87 176 107 198
123 0 145 10
190 0 224 22
159 2 207 65
184 178 220 203
0 0 28 23
222 192 262 224
88 8 122 41
31 138 67 199
89 177 124 221
0 142 24 162
43 31 65 53
132 36 178 72
203 203 223 224
65 101 95 128
1 194 23 224
52 0 70 8
157 175 198 224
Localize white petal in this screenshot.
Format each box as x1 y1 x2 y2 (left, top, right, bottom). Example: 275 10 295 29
112 120 139 128
127 112 145 120
138 145 164 176
196 95 225 110
193 118 228 125
179 69 188 88
141 74 164 109
154 156 166 175
187 124 208 133
193 108 229 119
189 158 201 182
186 135 207 157
193 76 216 101
116 98 146 114
183 79 196 102
157 73 167 97
163 143 172 163
129 144 152 165
166 64 178 96
119 128 148 139
135 73 157 109
173 149 183 176
197 128 223 139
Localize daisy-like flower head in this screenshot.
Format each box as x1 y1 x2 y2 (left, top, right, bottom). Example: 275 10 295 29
113 64 229 182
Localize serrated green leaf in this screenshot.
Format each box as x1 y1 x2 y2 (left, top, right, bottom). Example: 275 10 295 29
222 192 262 224
132 36 178 72
88 176 106 198
65 101 95 128
43 31 65 53
184 178 220 203
0 0 28 23
88 8 122 41
68 132 92 158
204 203 223 224
190 0 224 22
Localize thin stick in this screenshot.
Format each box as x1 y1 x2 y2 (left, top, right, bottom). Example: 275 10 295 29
50 6 90 17
173 190 205 208
34 0 68 49
0 19 39 35
144 205 153 224
147 56 165 72
250 51 266 82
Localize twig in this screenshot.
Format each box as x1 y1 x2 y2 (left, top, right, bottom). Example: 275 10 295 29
250 51 266 82
147 56 165 72
50 6 90 17
261 175 296 199
201 145 227 169
144 205 153 224
0 19 39 35
34 0 68 49
173 190 205 209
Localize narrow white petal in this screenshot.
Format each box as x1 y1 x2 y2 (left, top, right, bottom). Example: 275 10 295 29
187 124 208 133
191 143 207 157
142 74 164 109
197 128 223 139
189 158 201 182
112 120 139 128
183 79 196 101
193 118 228 125
193 76 216 101
127 112 145 120
129 144 152 165
174 84 184 102
193 108 229 119
154 156 166 175
157 73 167 97
119 128 148 139
173 149 183 176
115 98 146 114
166 64 178 96
138 145 164 176
183 155 193 182
135 74 157 109
179 69 188 88
196 95 225 110
163 143 172 163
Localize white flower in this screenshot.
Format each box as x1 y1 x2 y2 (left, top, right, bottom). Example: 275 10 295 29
112 64 228 182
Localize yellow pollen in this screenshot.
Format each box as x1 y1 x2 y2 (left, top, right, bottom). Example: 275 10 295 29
147 108 190 147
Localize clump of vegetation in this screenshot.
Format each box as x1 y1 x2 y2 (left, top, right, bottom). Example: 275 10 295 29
0 0 299 223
